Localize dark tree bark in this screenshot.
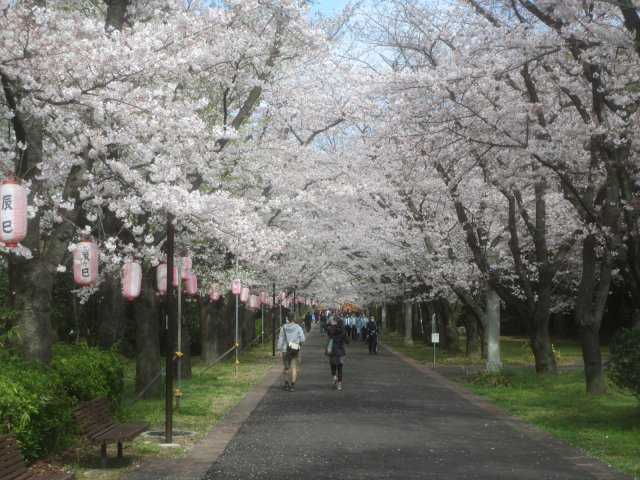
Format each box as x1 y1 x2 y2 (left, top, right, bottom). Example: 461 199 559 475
403 301 414 346
201 299 223 363
461 307 480 356
179 296 192 380
576 234 612 395
436 298 461 352
134 267 161 398
97 274 127 350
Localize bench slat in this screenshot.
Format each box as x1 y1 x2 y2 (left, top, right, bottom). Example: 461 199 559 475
73 398 148 446
0 436 29 480
93 424 148 443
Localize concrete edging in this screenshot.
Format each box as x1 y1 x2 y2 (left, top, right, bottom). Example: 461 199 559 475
381 342 632 480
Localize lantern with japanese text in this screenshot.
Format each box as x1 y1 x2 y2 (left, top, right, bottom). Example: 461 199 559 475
259 290 267 305
185 272 198 296
240 286 250 303
122 260 142 301
73 239 99 287
231 279 242 296
0 179 28 248
209 285 221 302
156 263 167 294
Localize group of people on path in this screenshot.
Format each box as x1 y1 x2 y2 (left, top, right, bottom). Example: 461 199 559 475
276 311 379 392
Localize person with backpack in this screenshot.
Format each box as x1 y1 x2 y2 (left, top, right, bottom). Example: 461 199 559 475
326 317 349 391
366 316 379 354
277 316 306 391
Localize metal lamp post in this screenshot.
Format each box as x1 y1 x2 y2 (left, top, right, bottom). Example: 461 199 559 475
164 216 176 444
271 282 276 356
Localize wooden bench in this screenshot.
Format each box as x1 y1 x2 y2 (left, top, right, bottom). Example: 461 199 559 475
0 435 74 480
73 397 148 467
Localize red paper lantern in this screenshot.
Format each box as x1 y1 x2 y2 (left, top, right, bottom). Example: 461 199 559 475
156 263 167 294
240 286 250 303
122 260 142 301
231 278 242 296
185 271 198 296
73 239 99 287
0 179 28 248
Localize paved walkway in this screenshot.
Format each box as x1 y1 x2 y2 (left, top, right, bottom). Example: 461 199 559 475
201 329 628 480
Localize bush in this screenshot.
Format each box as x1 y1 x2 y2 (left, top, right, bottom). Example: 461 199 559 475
51 343 125 405
608 328 640 401
0 343 126 461
0 351 74 460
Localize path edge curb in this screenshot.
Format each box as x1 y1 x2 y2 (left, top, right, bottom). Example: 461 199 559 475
381 342 633 480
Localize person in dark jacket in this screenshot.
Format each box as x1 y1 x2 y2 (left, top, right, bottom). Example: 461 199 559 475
366 316 379 354
326 317 349 391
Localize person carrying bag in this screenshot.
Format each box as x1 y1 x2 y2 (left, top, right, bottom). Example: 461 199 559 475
277 316 305 391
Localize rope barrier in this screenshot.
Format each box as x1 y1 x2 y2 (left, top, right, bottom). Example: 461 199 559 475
193 344 238 375
127 370 164 407
126 332 274 407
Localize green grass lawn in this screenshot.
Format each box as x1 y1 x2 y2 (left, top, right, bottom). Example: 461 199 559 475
469 370 640 479
382 331 596 367
69 343 277 480
382 332 640 479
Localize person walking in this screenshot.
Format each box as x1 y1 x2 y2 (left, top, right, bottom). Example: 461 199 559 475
326 317 349 391
277 316 306 391
366 316 379 354
304 311 312 332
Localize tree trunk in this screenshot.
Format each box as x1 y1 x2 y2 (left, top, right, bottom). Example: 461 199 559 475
98 274 127 350
632 309 640 330
462 309 480 356
580 323 606 395
13 258 55 363
381 303 387 334
403 301 414 346
201 300 222 363
178 296 192 380
576 234 612 395
437 299 461 352
134 268 161 398
530 320 557 374
485 287 502 373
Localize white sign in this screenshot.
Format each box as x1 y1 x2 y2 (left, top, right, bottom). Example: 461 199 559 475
431 333 440 344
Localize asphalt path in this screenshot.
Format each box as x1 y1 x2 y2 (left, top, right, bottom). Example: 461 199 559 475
202 328 617 480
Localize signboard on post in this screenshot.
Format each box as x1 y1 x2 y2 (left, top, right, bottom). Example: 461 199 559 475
431 333 440 344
